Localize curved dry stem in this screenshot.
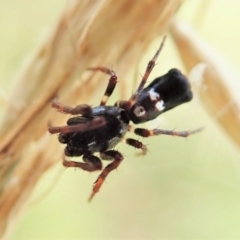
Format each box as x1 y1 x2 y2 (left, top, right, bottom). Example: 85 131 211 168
171 19 240 150
0 0 184 238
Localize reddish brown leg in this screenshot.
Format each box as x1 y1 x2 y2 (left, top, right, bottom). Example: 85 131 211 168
88 150 123 202
63 154 102 172
117 36 166 110
52 100 92 116
133 127 203 138
48 117 105 134
122 138 147 154
88 67 118 106
134 35 166 94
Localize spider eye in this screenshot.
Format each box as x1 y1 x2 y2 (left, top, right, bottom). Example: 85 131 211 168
133 106 146 117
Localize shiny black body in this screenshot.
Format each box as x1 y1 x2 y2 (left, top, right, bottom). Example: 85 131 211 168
59 68 192 157
59 106 129 156
49 37 198 201
126 68 192 124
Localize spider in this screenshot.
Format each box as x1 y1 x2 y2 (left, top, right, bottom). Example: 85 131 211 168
48 36 201 201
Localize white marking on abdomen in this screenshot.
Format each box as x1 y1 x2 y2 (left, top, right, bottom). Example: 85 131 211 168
148 88 160 101
155 100 165 111
148 88 165 111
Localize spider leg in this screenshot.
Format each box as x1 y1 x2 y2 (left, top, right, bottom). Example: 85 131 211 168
63 153 102 172
88 150 123 202
52 100 92 116
122 138 147 155
134 35 166 95
116 36 166 110
88 67 118 106
132 127 203 138
48 117 105 134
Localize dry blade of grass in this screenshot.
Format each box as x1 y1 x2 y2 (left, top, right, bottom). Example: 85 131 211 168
0 0 184 238
171 19 240 150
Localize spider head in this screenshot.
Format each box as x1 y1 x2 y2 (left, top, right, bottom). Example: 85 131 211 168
126 68 193 124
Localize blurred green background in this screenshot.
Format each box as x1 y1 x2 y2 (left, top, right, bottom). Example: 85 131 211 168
1 0 240 239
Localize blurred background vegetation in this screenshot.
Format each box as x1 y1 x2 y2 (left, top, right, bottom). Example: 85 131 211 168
0 0 240 239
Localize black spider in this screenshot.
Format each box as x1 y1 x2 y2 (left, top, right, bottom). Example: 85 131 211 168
48 36 201 201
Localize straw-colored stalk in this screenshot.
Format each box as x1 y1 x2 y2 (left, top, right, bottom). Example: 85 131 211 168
0 0 184 238
171 20 240 150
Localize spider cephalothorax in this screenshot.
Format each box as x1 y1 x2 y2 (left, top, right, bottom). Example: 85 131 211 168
48 36 201 201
